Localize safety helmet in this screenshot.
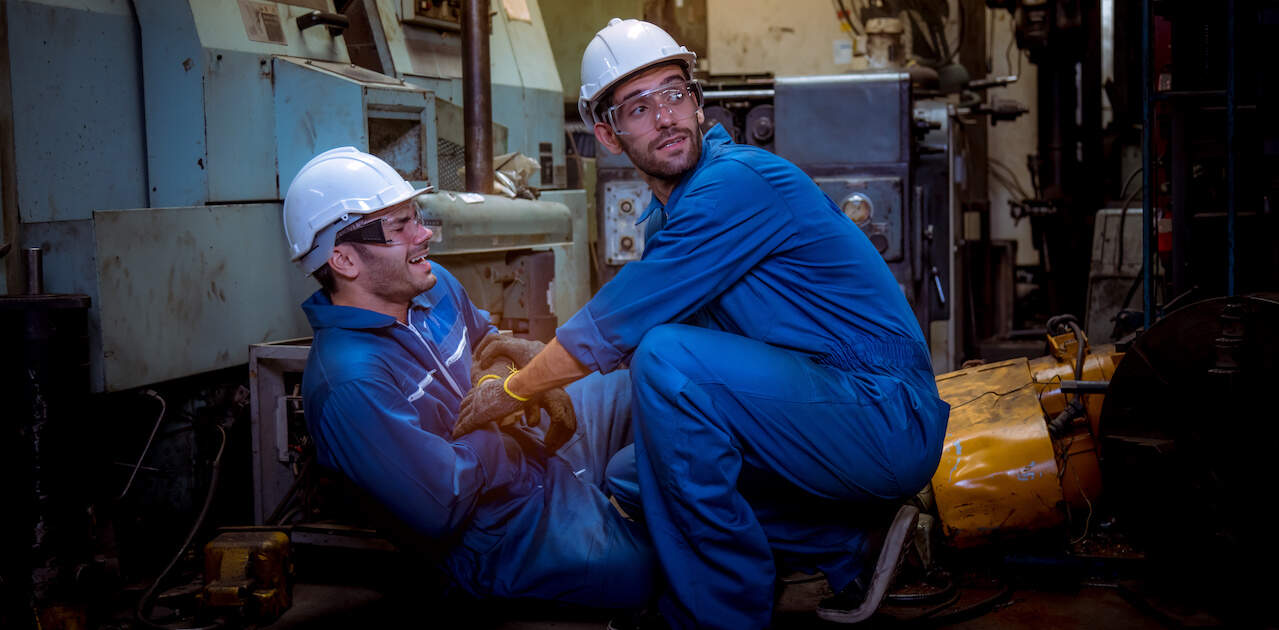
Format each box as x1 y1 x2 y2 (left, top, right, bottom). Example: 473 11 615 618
578 18 697 128
282 147 429 275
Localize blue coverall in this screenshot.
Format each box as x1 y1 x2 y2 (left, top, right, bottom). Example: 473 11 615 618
557 125 950 629
300 264 656 607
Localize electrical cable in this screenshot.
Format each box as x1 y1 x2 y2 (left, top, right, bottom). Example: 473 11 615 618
834 0 863 37
1118 167 1144 200
135 424 228 630
266 454 314 526
118 390 167 500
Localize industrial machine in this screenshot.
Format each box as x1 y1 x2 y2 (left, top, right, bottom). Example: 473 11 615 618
0 1 585 626
929 315 1119 548
340 0 567 190
595 72 961 370
1 0 584 395
912 294 1278 624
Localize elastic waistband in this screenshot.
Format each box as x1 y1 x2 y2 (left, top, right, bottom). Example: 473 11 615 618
813 335 932 373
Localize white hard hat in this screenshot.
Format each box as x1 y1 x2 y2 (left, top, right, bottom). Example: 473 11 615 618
578 18 696 128
283 146 429 275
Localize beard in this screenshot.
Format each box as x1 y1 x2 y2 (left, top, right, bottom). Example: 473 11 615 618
620 125 703 183
356 246 436 304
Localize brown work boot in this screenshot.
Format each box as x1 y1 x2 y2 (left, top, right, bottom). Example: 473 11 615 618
816 504 920 624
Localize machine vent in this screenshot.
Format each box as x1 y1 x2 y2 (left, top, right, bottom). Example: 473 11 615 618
438 137 465 191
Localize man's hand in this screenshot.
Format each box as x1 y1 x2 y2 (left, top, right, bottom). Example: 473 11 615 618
471 334 546 383
453 375 578 455
454 377 525 439
534 387 577 453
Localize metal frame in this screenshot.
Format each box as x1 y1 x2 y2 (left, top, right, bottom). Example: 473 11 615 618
249 338 312 525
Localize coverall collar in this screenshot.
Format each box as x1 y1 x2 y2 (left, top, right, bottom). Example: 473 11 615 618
635 124 734 226
302 289 434 331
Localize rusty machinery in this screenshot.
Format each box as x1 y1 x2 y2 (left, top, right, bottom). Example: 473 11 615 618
914 294 1278 624
930 313 1119 548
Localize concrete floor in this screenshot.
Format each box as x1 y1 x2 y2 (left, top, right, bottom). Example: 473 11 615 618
265 577 1170 629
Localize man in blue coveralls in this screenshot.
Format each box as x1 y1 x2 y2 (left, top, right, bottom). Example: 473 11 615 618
453 18 950 630
281 147 658 609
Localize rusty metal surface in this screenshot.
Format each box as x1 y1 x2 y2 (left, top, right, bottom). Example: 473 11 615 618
930 358 1064 547
94 204 314 392
202 530 292 620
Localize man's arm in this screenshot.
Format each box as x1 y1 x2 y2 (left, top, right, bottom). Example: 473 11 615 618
312 378 517 536
505 337 591 397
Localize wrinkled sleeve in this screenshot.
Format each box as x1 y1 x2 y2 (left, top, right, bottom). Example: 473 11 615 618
310 377 514 538
557 160 797 372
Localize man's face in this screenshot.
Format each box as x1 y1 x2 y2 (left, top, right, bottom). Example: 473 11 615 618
597 64 704 182
343 200 436 302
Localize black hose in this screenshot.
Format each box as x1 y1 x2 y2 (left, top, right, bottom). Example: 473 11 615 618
1043 316 1087 437
1066 320 1086 381
135 424 227 630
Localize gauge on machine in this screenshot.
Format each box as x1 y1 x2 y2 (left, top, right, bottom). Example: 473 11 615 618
841 192 873 225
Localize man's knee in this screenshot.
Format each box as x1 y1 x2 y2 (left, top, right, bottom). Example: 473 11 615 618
633 324 713 387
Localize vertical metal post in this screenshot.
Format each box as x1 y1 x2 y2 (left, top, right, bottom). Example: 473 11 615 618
462 0 493 194
24 247 43 295
1141 0 1154 326
1225 0 1237 296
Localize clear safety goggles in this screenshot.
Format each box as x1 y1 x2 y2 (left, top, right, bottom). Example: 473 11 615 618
604 80 704 136
335 207 427 247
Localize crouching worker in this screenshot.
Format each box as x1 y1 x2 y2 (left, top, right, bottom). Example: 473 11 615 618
281 147 657 608
455 19 950 630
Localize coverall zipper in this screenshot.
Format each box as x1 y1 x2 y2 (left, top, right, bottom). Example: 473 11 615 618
400 314 465 398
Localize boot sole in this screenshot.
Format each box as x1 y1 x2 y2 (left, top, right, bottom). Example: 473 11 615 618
816 504 920 624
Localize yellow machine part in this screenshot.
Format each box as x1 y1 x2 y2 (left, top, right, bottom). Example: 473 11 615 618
1029 338 1122 510
201 530 292 620
930 358 1064 547
929 337 1126 547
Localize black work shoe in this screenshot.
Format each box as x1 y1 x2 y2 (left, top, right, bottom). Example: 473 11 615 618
816 504 920 624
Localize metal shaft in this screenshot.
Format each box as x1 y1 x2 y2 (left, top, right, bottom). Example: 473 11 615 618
462 0 493 194
25 247 43 295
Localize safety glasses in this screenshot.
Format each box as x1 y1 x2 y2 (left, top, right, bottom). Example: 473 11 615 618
335 208 426 247
604 80 704 136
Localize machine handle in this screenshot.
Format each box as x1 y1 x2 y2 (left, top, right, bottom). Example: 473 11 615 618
930 266 947 307
296 11 349 36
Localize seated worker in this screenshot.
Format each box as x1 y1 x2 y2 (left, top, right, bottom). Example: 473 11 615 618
454 19 950 630
281 147 657 609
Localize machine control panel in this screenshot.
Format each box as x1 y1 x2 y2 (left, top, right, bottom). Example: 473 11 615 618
815 177 903 261
603 181 652 265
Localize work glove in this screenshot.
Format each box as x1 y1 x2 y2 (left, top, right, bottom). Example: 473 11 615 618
470 334 546 383
453 374 578 454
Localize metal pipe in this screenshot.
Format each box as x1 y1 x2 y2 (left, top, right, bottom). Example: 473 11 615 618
462 0 493 194
1226 0 1236 296
1141 0 1153 327
702 89 775 101
24 247 42 295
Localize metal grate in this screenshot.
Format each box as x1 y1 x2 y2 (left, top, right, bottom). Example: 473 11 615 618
437 138 465 191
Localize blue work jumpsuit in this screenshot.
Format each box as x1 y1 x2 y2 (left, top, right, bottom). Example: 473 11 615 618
557 125 950 629
300 264 656 607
